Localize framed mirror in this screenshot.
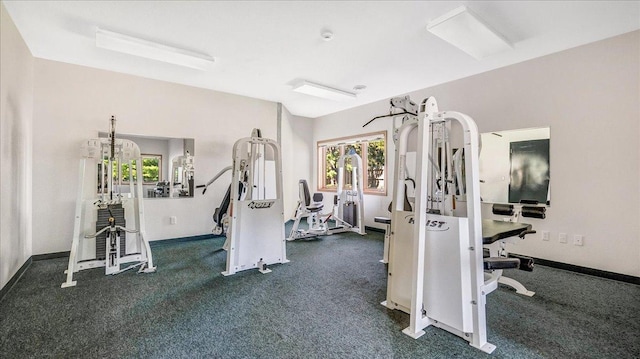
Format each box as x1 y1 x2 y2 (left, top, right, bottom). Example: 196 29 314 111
97 132 195 198
479 127 550 205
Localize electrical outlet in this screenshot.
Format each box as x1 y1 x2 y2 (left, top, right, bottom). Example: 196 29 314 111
542 231 550 241
170 216 177 225
559 232 568 243
573 234 584 246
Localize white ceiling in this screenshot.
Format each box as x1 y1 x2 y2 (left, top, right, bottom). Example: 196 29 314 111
4 1 639 118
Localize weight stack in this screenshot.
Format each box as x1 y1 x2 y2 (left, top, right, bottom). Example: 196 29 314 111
95 204 126 260
342 202 358 227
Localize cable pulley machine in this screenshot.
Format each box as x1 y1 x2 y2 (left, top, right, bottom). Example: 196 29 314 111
61 116 156 288
382 97 499 353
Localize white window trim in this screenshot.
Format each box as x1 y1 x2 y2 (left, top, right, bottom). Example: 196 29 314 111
317 131 387 196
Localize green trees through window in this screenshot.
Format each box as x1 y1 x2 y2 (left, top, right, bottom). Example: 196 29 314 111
323 145 340 189
101 154 161 185
318 132 386 194
142 157 160 183
367 139 385 191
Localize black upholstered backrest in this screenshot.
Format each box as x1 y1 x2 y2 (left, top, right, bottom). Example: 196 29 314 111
215 184 232 224
299 179 311 206
214 182 245 224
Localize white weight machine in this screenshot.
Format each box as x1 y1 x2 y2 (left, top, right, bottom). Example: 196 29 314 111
198 129 288 276
287 151 365 240
383 97 507 353
223 130 288 275
169 151 194 198
61 116 156 288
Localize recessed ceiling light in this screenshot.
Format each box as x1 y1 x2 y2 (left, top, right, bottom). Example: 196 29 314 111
426 6 512 60
95 28 215 70
292 80 356 101
353 85 367 91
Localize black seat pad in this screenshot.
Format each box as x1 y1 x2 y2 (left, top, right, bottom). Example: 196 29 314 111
306 204 324 212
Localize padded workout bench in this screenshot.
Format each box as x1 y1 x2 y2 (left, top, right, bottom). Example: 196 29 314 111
483 219 536 296
375 216 536 296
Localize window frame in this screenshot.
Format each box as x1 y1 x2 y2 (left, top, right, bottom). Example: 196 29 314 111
317 131 387 196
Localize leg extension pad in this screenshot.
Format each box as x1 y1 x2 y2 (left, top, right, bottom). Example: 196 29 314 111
484 257 520 270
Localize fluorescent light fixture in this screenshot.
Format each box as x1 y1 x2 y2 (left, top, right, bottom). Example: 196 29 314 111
292 80 356 101
427 6 512 60
96 28 215 70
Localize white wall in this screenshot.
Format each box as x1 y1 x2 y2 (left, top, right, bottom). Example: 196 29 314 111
313 31 640 277
32 59 278 254
280 104 314 220
0 2 33 289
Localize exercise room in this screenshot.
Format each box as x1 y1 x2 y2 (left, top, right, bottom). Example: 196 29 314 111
1 1 638 358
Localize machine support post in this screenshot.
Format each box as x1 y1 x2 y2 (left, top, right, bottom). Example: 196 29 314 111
405 113 432 338
61 159 87 288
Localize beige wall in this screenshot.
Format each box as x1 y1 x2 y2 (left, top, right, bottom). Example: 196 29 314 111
280 104 314 220
313 31 640 276
32 59 278 254
0 2 34 289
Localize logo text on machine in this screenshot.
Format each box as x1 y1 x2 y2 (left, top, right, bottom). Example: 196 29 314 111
248 200 275 209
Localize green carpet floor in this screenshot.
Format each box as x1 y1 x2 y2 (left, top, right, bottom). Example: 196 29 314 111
1 229 639 358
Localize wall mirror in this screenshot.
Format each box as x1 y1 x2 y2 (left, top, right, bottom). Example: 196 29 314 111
479 127 550 205
97 132 195 199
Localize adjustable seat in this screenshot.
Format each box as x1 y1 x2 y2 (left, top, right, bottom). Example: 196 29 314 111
299 179 324 213
288 180 329 241
482 203 537 296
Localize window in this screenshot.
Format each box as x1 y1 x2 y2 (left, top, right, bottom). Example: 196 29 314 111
141 154 161 183
318 131 386 195
99 154 162 188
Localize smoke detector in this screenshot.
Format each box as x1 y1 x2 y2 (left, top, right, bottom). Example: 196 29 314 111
321 30 334 41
